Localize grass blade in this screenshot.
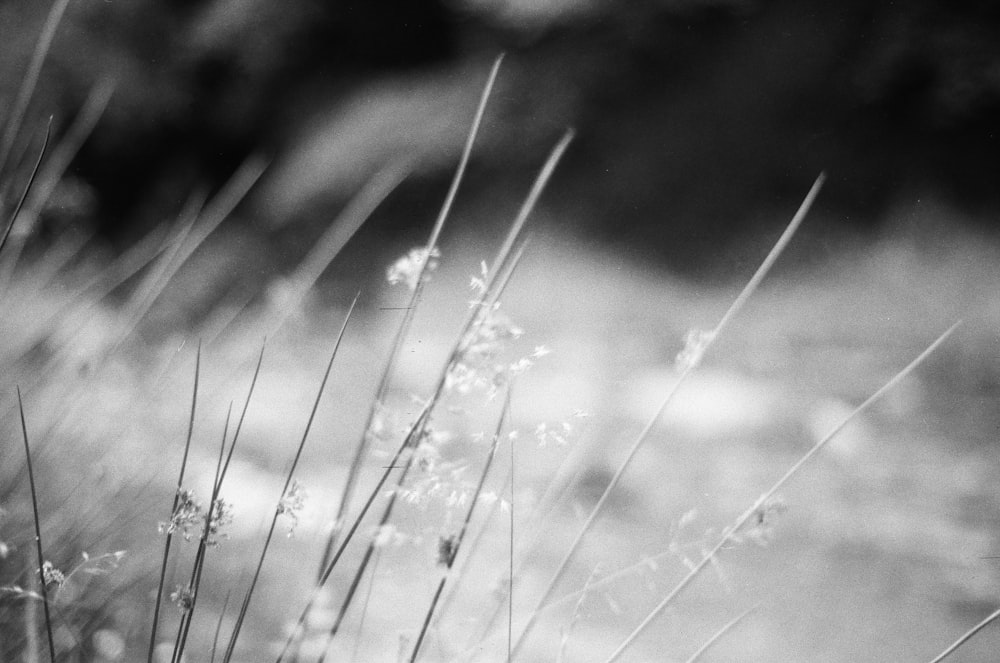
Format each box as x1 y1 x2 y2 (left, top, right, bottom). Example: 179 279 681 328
927 605 1000 663
0 120 51 258
278 132 563 662
17 387 56 663
313 236 533 659
510 173 826 659
683 603 760 663
222 294 358 663
319 54 504 578
210 590 233 663
409 388 511 663
0 79 114 277
265 158 410 338
0 0 69 177
216 339 267 491
111 156 267 352
173 402 234 663
555 565 602 663
273 404 434 663
602 322 961 663
148 343 201 663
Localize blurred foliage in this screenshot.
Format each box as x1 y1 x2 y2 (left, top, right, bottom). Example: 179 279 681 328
1 0 999 267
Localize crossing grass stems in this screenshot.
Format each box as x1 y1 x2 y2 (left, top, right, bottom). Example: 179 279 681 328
1 2 996 662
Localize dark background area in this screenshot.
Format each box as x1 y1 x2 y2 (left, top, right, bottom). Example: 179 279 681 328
2 0 999 272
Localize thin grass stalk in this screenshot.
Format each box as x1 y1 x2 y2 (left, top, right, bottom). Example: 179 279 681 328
216 340 266 490
453 245 535 660
509 172 826 659
346 548 381 663
927 605 1000 663
683 603 760 663
113 157 266 356
291 232 527 657
210 590 232 663
485 131 574 292
280 135 559 661
312 239 533 659
200 286 258 348
114 190 206 339
534 548 677 619
409 388 511 663
265 159 411 338
1 80 115 276
507 406 515 663
0 0 69 177
315 537 381 663
19 79 115 224
17 388 56 663
319 55 504 577
5 194 201 413
273 403 435 663
31 221 172 341
419 130 569 416
148 343 201 663
32 227 94 290
314 413 443 661
164 156 268 269
221 295 358 663
602 322 960 663
173 403 234 663
555 565 601 663
433 465 511 634
466 421 600 649
0 120 51 257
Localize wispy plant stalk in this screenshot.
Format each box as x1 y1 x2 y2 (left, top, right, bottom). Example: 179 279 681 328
0 0 69 177
221 295 358 663
409 388 511 663
0 120 51 258
172 402 234 663
148 343 201 663
927 605 1000 663
683 603 760 663
602 322 960 662
17 387 56 663
318 53 505 579
510 172 826 659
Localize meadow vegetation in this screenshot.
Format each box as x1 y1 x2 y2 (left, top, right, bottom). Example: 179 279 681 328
2 4 1000 663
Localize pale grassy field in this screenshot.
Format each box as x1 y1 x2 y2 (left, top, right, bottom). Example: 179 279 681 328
2 206 999 662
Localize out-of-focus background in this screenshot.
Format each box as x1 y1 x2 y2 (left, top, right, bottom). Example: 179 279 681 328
3 0 1000 270
1 1 1000 662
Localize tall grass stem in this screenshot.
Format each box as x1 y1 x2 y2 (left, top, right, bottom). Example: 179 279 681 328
17 387 56 663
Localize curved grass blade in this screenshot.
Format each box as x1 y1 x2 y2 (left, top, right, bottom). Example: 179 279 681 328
0 120 51 257
1 79 114 276
0 0 70 177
